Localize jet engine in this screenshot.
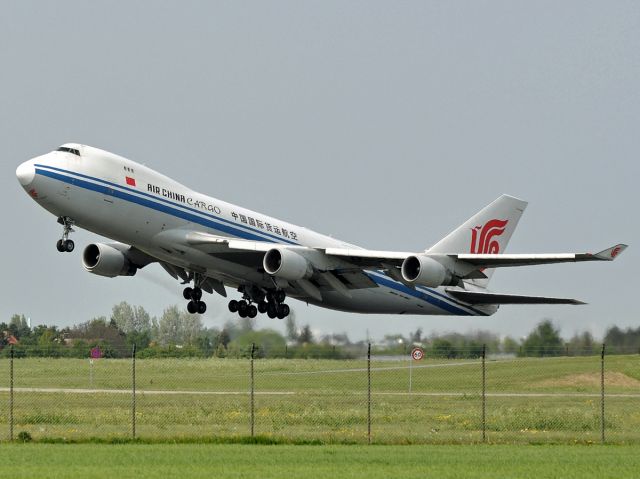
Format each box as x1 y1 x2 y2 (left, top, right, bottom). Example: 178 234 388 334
401 255 457 287
82 243 138 278
263 248 313 281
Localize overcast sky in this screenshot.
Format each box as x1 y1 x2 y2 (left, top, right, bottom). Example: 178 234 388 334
1 1 637 342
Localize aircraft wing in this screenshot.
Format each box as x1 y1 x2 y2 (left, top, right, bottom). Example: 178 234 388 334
445 289 586 305
324 244 628 270
450 244 628 268
154 230 378 301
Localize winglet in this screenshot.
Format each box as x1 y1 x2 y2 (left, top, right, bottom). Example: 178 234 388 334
593 244 628 261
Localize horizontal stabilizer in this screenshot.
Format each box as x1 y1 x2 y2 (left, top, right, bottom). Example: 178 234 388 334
446 289 586 305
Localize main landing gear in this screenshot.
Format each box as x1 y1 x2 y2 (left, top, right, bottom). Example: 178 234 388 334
228 288 290 319
183 273 207 314
56 216 75 253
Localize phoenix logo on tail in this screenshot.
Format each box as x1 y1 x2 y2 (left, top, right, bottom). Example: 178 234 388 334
470 219 508 254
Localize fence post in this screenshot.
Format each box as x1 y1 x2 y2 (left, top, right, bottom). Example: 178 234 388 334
482 344 486 443
367 342 371 445
250 343 255 438
600 343 605 444
132 343 136 440
9 345 14 442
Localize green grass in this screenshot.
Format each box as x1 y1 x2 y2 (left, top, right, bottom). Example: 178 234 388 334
0 444 638 478
1 355 638 443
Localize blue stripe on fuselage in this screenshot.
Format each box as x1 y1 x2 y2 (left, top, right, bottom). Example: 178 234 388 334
34 165 298 245
366 272 489 316
35 167 296 244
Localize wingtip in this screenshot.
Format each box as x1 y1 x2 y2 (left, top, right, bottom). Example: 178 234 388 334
594 244 628 261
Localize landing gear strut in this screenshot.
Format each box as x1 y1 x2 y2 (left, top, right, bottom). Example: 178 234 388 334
184 273 207 314
56 216 75 253
228 288 290 319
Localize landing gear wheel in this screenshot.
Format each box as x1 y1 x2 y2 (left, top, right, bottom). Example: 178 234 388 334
276 304 287 320
228 300 239 313
275 290 286 303
183 287 193 300
64 239 75 252
257 301 268 314
192 287 202 301
238 301 248 316
248 305 258 318
267 303 277 319
187 300 197 314
281 304 290 317
56 239 65 252
197 301 207 314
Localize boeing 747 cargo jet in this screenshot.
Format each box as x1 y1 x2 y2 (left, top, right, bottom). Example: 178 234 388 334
16 144 626 319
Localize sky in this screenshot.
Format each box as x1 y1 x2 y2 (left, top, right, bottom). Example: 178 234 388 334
1 1 637 342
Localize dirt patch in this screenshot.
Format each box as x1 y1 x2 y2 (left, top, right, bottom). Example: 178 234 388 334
540 372 640 389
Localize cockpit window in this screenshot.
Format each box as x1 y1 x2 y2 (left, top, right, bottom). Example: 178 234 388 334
57 146 80 156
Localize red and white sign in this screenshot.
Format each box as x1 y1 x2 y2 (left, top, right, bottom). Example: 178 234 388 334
411 347 424 361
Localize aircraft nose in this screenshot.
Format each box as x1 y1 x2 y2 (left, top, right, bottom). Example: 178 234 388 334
16 160 36 187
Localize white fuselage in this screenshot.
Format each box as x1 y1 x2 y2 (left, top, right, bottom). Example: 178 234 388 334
17 145 494 317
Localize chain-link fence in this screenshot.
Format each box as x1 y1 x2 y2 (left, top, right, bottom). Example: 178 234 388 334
1 345 638 444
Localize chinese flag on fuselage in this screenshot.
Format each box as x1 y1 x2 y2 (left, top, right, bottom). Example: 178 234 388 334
126 176 136 187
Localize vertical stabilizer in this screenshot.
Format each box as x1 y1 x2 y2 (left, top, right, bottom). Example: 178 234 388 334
427 195 528 288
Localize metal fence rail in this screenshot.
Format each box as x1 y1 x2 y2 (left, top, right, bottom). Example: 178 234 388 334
1 344 638 444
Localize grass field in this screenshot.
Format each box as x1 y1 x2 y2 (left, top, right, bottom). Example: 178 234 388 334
0 444 638 478
1 355 638 443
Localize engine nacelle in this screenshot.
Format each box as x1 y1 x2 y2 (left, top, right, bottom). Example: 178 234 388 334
263 248 312 281
401 255 456 287
82 243 137 278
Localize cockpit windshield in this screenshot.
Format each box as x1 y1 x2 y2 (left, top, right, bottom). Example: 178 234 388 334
57 146 80 156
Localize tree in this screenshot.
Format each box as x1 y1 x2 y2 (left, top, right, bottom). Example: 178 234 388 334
285 314 298 343
9 314 31 339
111 302 151 335
501 336 520 354
568 331 595 355
156 305 203 346
431 339 454 358
298 324 314 345
67 317 127 354
521 320 564 357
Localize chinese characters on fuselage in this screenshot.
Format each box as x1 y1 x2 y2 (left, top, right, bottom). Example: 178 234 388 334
230 212 298 240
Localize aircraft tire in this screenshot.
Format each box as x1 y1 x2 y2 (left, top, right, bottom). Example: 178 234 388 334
56 240 65 252
267 309 277 319
248 305 258 318
64 240 75 252
228 300 238 313
183 287 193 300
187 300 197 314
197 301 207 314
192 287 202 301
257 301 268 314
275 290 286 303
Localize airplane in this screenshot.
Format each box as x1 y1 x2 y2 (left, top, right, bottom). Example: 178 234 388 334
16 143 627 319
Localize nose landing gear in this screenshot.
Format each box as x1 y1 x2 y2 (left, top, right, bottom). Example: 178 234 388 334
56 217 75 253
